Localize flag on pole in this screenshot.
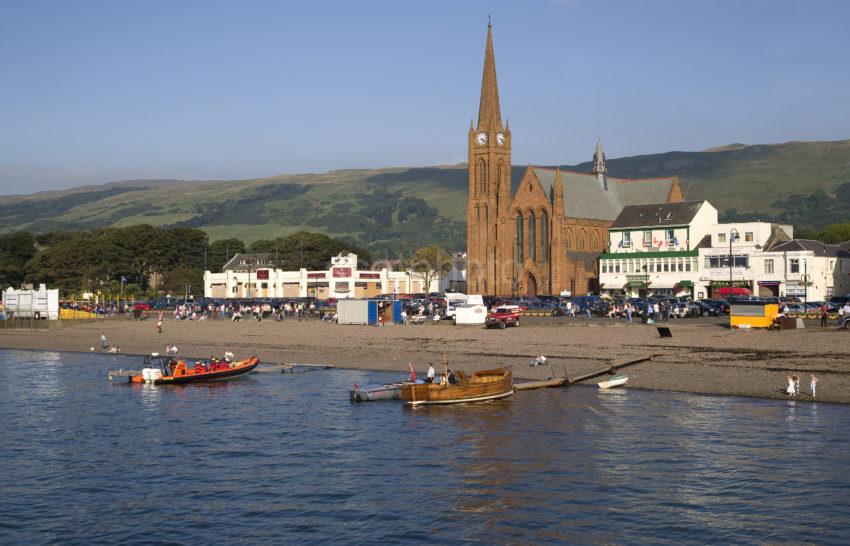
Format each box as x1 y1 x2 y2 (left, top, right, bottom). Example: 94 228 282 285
408 362 416 382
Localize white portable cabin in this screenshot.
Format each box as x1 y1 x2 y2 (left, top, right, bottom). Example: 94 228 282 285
2 284 60 320
454 303 487 325
336 299 369 325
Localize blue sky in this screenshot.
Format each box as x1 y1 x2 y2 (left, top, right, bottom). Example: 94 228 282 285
2 0 849 194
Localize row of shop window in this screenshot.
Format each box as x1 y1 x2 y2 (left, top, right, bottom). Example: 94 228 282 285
601 257 697 274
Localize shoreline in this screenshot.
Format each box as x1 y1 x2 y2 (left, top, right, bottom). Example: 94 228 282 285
1 318 846 404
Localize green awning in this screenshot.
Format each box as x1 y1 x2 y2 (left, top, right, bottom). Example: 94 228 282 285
678 280 694 288
626 281 647 288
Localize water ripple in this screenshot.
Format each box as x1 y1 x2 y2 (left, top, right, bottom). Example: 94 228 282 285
0 349 849 544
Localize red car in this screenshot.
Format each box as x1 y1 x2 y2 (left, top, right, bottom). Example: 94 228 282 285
134 302 152 311
485 305 522 329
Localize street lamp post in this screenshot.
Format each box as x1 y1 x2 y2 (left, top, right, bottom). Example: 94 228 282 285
728 228 739 297
803 259 808 304
298 241 304 270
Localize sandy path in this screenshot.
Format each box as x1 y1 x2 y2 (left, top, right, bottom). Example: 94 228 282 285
2 317 848 403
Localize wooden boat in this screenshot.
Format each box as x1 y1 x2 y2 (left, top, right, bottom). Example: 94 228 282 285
349 382 403 402
111 354 259 385
598 374 629 389
401 366 513 406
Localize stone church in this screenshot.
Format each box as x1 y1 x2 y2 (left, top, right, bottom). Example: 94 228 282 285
466 23 684 296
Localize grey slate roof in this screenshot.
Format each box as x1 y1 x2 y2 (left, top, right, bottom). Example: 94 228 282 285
222 253 275 271
526 168 677 221
769 239 842 257
610 201 705 229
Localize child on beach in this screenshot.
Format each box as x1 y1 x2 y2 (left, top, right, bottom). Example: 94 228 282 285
811 374 818 398
786 376 796 397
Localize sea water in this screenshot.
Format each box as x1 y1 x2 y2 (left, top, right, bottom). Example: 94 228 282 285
0 349 848 545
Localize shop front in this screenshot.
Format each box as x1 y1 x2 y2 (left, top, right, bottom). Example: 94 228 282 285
709 280 752 298
757 280 781 298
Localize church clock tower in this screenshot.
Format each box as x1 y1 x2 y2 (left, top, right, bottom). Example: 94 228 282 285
467 21 511 295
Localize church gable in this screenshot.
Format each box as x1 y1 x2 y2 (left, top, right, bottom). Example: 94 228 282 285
510 167 553 214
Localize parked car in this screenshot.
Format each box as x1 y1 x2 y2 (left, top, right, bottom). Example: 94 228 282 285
688 301 720 317
485 305 521 329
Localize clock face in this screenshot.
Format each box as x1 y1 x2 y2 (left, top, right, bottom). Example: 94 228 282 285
496 132 505 145
475 132 488 145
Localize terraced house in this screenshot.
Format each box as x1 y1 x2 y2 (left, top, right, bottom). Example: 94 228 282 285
466 23 684 296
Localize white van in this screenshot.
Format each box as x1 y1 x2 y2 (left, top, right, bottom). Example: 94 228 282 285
446 294 484 319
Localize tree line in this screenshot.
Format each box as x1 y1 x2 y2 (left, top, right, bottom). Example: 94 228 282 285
0 226 374 298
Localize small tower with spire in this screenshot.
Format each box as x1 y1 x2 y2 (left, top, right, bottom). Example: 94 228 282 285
592 138 608 190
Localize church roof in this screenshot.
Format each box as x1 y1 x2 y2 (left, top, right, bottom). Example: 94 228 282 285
527 168 678 221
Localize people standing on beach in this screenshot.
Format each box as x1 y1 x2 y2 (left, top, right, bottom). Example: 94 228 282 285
786 376 796 397
100 333 107 350
625 303 633 323
820 303 829 327
793 374 801 396
810 374 818 398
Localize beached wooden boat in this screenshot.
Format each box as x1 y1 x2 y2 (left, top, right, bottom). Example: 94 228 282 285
111 354 259 385
401 367 513 406
598 374 629 389
349 382 403 402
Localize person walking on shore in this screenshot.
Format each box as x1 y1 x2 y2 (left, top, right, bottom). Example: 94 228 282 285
626 303 633 323
100 333 107 350
810 374 818 398
793 374 801 396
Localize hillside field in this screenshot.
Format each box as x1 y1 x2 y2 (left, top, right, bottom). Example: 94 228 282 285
2 139 849 253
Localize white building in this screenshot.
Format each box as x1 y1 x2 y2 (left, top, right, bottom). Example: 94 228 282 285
203 253 438 299
763 239 850 301
2 283 60 319
440 253 468 293
698 222 794 298
599 201 717 297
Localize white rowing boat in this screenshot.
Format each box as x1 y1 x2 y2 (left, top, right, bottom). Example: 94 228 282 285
598 374 629 389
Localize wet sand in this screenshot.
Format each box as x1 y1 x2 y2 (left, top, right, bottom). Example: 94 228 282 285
2 317 848 403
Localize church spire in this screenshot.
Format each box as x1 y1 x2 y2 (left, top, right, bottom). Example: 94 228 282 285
477 21 502 128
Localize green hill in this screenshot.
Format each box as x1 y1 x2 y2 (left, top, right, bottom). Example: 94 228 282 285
2 139 849 253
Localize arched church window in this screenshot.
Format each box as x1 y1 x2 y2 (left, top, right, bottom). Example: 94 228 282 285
497 160 503 191
529 211 537 262
475 204 480 221
515 213 523 263
478 159 487 194
484 203 488 226
592 231 599 250
565 228 572 250
579 229 586 250
541 211 549 263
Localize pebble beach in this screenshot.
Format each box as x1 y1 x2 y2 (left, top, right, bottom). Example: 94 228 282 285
2 317 848 403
